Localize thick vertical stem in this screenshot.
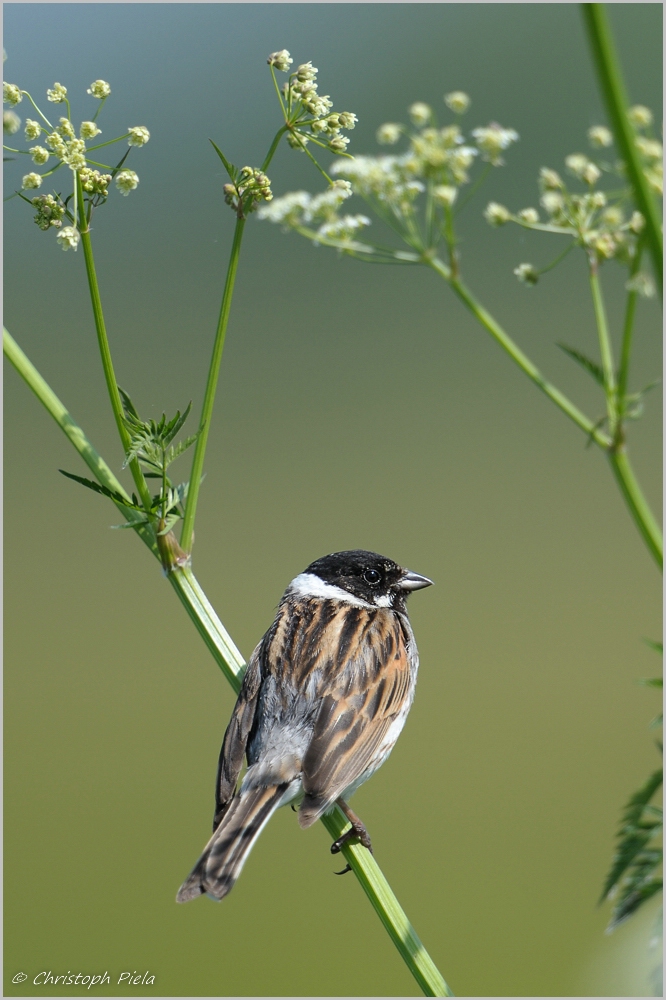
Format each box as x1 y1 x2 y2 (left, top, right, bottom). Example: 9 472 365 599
588 263 617 433
581 3 662 295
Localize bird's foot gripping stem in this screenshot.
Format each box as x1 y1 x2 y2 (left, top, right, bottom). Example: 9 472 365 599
331 799 373 875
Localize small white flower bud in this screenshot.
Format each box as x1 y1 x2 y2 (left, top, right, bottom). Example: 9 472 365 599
484 201 510 226
376 123 401 145
589 191 606 208
3 82 22 106
3 109 20 134
80 121 102 139
87 80 111 99
539 167 563 190
444 91 470 114
593 232 616 259
329 135 350 152
267 50 292 72
127 126 150 147
472 124 519 165
514 263 538 285
296 61 317 81
601 205 623 227
634 137 662 160
626 272 655 298
331 179 353 198
63 138 86 170
57 117 75 138
565 153 590 178
46 82 68 103
45 131 67 157
433 185 457 207
517 208 539 224
588 126 613 148
582 162 601 185
24 118 41 139
29 145 49 165
540 191 565 215
409 103 431 126
287 132 308 150
627 105 653 128
57 225 80 251
629 211 645 233
115 168 139 195
22 171 42 189
338 112 357 130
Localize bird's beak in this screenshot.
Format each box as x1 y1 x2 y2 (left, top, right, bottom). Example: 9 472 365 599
399 569 434 591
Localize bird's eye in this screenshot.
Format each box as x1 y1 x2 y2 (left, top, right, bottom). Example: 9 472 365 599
363 569 381 585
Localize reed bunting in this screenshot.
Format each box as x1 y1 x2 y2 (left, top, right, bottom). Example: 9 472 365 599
177 549 433 902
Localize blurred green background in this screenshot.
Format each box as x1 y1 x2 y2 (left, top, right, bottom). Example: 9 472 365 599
4 3 662 996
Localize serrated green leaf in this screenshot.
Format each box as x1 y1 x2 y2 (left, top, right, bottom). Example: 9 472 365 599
607 876 663 930
118 386 140 420
164 433 198 468
558 343 606 387
111 515 149 530
162 401 192 446
209 139 238 182
59 470 143 511
601 767 663 905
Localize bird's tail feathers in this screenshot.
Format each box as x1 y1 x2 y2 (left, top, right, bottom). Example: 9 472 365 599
298 792 332 829
176 783 289 903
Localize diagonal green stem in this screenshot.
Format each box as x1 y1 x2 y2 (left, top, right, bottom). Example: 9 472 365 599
4 323 453 998
607 447 662 569
581 3 662 296
427 260 611 447
425 262 662 568
180 215 246 553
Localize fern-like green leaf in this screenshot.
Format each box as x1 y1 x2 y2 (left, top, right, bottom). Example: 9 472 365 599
601 766 663 928
59 470 144 511
557 343 606 386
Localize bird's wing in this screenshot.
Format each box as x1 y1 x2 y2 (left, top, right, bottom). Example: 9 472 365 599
299 606 413 826
213 641 263 829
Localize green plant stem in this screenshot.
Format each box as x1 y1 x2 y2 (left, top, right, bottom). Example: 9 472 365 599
261 124 288 171
426 263 662 568
320 807 453 997
608 447 663 570
180 215 246 553
76 176 153 513
581 3 662 296
4 323 453 997
427 259 611 447
588 263 617 432
616 243 643 419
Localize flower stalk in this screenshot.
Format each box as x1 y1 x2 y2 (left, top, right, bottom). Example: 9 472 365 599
180 214 246 554
581 3 662 295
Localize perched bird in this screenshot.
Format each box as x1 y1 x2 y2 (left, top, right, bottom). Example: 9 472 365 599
177 549 433 902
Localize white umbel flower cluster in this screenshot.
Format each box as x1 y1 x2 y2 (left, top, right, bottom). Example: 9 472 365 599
7 75 149 252
267 49 358 156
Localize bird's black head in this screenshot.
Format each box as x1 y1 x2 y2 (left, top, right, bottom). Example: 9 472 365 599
289 549 433 609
